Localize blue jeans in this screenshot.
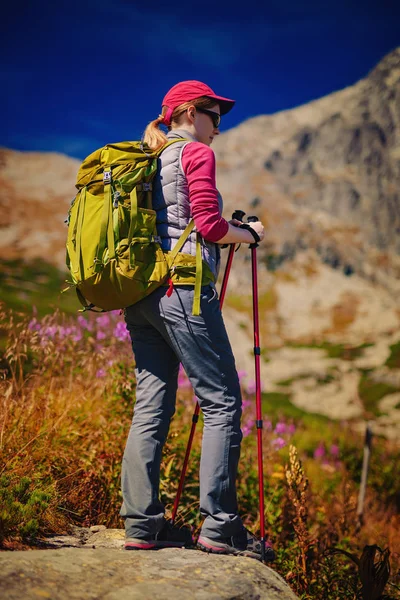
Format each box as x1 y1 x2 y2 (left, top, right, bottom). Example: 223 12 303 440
120 284 243 540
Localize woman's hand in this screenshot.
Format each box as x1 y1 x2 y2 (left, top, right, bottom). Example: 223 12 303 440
246 220 265 242
229 218 243 226
217 219 265 245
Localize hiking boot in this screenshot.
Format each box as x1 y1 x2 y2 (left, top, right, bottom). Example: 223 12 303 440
197 528 275 562
125 519 194 550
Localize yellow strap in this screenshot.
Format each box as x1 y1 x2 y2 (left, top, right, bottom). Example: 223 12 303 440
169 220 195 261
74 187 86 277
106 180 115 260
128 187 138 245
192 233 203 316
95 168 112 272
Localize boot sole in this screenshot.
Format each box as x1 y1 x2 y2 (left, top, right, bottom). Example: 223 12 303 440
197 536 275 563
197 537 262 561
125 539 186 550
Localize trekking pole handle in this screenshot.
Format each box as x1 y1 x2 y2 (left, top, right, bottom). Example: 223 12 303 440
232 209 246 222
221 210 246 249
243 215 260 248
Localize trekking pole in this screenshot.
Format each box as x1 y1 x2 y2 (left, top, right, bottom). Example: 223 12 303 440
170 209 245 525
356 421 373 531
219 209 246 306
247 215 266 563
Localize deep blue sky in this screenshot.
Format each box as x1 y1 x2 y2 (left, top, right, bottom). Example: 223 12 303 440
2 0 400 160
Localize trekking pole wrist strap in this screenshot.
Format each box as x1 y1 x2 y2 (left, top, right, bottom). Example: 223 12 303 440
239 223 260 243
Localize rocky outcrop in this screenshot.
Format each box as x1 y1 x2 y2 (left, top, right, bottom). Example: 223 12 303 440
213 47 400 296
1 528 298 600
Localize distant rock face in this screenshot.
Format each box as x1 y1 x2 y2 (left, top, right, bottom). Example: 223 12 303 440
213 47 400 296
0 149 79 269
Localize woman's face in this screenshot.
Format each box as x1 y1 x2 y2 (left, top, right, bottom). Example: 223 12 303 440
192 103 221 146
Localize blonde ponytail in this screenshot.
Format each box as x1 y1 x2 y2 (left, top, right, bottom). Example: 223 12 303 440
143 113 168 151
143 97 219 151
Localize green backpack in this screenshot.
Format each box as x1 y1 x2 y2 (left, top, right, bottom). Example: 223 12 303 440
65 140 214 315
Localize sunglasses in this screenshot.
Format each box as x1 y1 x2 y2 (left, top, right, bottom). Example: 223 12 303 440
196 107 221 128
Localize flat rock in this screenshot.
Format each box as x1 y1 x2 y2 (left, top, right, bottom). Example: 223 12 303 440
0 546 298 600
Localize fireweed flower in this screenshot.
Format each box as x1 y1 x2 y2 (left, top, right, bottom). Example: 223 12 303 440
330 444 340 458
28 318 40 331
237 370 247 381
242 419 255 438
264 418 273 432
77 315 93 331
242 398 251 409
178 365 191 389
246 380 256 395
96 369 106 378
314 443 325 460
113 321 130 341
96 330 106 341
72 330 82 343
275 422 287 435
96 314 111 328
272 437 286 450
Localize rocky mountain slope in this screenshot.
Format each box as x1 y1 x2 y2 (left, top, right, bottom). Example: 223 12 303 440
213 47 400 297
0 149 78 268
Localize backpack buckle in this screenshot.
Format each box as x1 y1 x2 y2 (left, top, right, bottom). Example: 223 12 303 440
142 182 151 191
103 170 112 183
113 191 121 208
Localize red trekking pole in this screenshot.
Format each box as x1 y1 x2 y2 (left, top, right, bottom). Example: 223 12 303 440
247 215 266 562
170 209 246 525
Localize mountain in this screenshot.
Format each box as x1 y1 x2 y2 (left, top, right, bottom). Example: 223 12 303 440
1 49 400 435
213 46 400 297
0 149 78 268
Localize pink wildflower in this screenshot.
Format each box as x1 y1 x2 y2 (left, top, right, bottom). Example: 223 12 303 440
246 380 256 395
72 331 82 342
274 422 287 435
330 444 340 458
96 314 111 328
242 419 255 438
77 315 92 331
113 321 130 341
272 437 286 450
264 418 273 431
314 443 325 460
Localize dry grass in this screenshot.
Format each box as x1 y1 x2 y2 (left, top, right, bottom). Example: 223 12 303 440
1 304 399 599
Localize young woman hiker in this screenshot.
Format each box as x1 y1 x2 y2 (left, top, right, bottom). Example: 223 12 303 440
120 80 275 562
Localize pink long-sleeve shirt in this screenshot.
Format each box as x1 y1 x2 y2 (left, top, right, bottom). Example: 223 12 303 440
181 142 229 242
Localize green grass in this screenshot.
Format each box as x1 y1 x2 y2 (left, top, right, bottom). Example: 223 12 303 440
261 391 330 425
385 341 400 370
0 258 79 318
286 340 373 360
358 373 399 416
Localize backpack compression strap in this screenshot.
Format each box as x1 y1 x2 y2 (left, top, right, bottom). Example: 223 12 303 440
166 219 203 316
94 167 116 272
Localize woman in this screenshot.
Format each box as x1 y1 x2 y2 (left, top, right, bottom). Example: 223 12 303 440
121 80 274 562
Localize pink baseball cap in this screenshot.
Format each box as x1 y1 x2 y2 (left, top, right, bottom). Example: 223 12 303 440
161 80 235 126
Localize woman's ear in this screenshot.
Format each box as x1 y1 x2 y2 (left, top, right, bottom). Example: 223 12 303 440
187 105 196 121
